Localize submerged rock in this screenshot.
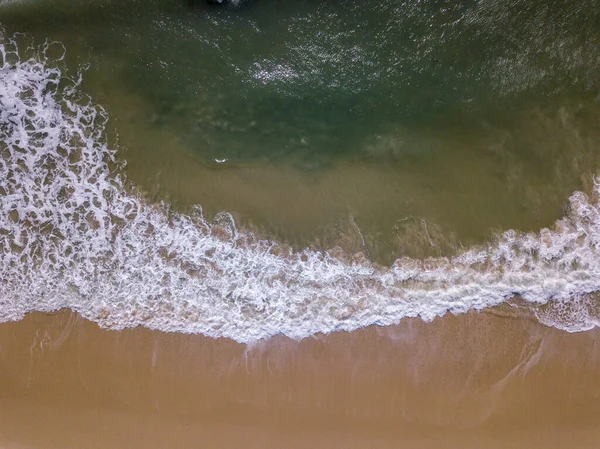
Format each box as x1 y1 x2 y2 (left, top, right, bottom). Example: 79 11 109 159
206 0 242 5
186 0 244 7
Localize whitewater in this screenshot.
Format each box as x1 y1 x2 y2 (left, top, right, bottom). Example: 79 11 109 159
1 32 600 343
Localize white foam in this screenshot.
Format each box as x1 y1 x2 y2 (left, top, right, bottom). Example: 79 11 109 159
2 31 600 343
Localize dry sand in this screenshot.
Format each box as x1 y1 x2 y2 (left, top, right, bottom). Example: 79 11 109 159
0 309 599 448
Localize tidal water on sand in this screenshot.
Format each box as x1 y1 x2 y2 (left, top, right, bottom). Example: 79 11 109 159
2 0 600 342
3 1 600 448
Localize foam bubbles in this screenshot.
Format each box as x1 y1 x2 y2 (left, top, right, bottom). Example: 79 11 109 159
2 31 600 343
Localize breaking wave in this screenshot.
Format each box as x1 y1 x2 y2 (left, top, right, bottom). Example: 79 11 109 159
2 32 600 343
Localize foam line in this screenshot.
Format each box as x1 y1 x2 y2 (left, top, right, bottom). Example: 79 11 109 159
1 31 600 343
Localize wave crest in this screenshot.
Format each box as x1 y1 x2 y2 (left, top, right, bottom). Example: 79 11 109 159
1 31 600 343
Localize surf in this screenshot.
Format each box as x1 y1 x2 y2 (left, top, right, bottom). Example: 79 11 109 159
1 30 600 343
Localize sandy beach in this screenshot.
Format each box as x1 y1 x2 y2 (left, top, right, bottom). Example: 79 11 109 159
1 310 599 448
2 3 600 446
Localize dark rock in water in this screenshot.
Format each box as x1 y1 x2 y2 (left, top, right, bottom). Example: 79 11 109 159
186 0 227 8
187 0 241 7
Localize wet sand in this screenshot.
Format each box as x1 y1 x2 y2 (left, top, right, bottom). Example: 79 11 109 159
1 310 599 448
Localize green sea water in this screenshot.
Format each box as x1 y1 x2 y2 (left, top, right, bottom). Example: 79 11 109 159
2 0 600 263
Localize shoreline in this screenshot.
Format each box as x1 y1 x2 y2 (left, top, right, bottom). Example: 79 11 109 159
1 309 599 448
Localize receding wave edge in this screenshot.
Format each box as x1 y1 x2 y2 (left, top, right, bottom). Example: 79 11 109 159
1 31 600 343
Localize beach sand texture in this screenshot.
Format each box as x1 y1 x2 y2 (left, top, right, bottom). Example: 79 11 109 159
1 310 599 448
3 1 600 446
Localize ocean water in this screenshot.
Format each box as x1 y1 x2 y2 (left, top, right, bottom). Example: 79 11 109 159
1 0 600 342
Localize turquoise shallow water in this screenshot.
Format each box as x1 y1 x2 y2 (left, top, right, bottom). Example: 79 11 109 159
3 0 600 165
2 0 600 341
2 0 600 257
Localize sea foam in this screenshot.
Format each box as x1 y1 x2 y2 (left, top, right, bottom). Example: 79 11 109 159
1 31 600 343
